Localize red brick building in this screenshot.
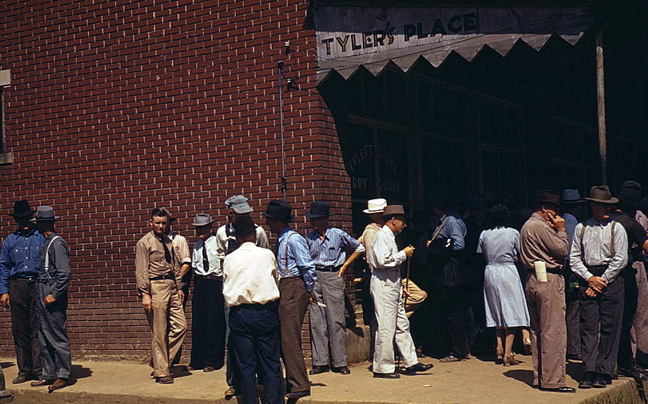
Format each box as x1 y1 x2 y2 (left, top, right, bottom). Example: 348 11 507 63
0 0 647 360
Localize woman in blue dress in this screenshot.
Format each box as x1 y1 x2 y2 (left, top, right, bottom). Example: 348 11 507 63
477 204 530 366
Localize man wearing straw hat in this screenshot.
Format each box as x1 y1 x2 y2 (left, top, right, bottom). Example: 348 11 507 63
135 208 187 384
189 213 225 372
369 205 432 379
358 198 387 360
570 185 628 389
29 206 71 392
520 190 575 393
0 200 44 384
305 201 364 376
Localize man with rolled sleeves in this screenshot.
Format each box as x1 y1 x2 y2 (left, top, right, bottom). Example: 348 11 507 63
369 205 432 379
571 186 628 388
29 206 71 392
264 200 317 399
520 190 575 393
0 200 44 384
135 207 187 384
305 201 365 376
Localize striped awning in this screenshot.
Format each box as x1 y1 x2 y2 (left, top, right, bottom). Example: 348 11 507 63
315 6 592 82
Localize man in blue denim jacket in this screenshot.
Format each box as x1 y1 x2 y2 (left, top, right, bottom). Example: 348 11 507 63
0 200 45 384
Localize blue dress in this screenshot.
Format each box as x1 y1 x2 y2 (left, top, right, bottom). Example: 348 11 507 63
477 227 530 328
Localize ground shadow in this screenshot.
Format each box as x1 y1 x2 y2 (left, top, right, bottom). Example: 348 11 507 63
0 363 13 370
503 369 535 387
170 366 193 379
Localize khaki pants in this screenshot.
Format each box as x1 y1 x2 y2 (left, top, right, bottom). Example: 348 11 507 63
146 280 187 378
525 272 566 389
402 278 427 318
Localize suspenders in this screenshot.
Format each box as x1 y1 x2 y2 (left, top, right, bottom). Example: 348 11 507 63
43 236 61 280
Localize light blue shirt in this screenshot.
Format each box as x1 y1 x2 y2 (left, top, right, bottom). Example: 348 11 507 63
276 227 317 292
305 227 365 267
563 212 578 247
436 213 467 251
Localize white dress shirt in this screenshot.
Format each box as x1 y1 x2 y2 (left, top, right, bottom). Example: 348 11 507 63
192 235 222 276
570 218 628 283
223 241 280 307
368 225 407 270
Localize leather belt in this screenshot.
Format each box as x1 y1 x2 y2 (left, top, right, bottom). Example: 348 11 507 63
150 273 175 281
195 274 222 281
316 265 342 272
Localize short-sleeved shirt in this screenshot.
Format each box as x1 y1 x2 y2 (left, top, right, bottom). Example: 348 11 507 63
305 227 364 268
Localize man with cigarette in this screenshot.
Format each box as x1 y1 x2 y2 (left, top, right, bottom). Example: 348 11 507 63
519 190 575 393
570 186 628 388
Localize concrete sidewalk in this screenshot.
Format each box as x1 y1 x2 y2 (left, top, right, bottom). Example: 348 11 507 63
2 354 645 404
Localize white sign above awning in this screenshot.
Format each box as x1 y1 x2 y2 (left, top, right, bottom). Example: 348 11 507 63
315 6 592 82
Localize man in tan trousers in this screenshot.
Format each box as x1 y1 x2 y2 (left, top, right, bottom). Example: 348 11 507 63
135 208 187 384
520 190 575 393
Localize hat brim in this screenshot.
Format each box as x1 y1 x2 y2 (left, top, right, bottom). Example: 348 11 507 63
305 213 330 219
585 197 619 204
363 209 384 214
30 216 60 222
561 199 585 204
264 212 293 222
231 206 253 214
10 210 36 218
192 220 214 227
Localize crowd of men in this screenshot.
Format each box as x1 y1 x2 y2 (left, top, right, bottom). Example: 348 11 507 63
3 181 648 399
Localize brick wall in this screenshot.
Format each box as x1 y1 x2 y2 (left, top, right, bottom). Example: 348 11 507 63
0 0 352 360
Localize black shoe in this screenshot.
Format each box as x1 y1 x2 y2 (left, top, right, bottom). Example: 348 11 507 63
12 374 29 384
405 363 433 375
331 366 350 375
634 365 648 378
539 386 576 393
619 367 648 380
285 390 310 399
579 372 594 389
592 374 607 388
309 365 329 375
373 372 400 379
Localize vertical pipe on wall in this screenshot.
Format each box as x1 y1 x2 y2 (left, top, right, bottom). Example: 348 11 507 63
278 62 287 200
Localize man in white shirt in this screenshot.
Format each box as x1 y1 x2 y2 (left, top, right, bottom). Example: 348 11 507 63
215 195 270 397
369 205 432 379
570 185 628 389
188 213 226 372
223 214 282 404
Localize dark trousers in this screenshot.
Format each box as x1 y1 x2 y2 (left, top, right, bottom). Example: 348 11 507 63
564 268 581 356
189 277 226 369
441 286 470 358
579 273 624 376
278 277 310 393
9 278 41 377
35 283 71 380
618 266 639 370
230 302 283 404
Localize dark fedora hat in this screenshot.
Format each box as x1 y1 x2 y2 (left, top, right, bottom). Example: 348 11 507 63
535 189 561 206
10 199 35 218
584 185 619 204
383 205 406 219
561 189 584 204
619 180 642 193
617 187 641 209
233 214 256 237
264 200 293 223
30 206 60 222
305 201 330 219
